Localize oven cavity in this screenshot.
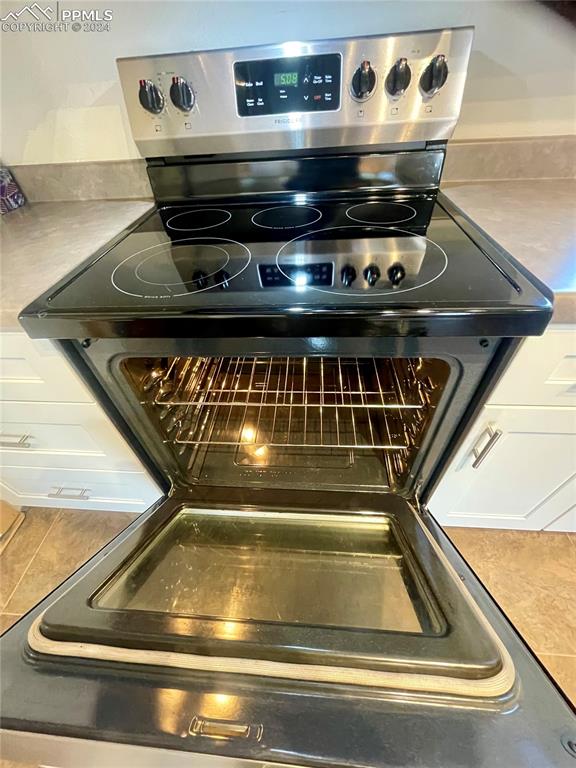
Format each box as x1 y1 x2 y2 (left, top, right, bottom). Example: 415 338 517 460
121 356 450 492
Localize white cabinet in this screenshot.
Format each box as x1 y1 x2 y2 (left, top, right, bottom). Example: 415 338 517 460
489 329 576 408
0 466 159 513
0 401 144 471
431 326 576 531
429 406 576 530
0 334 91 402
0 332 161 513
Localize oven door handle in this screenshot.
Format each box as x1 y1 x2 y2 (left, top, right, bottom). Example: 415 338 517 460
189 715 263 742
471 424 503 469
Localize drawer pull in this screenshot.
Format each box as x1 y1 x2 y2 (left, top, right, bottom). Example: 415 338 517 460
472 425 503 469
0 433 32 449
189 715 263 742
48 486 91 500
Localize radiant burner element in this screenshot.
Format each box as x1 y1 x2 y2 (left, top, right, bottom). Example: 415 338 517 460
346 202 417 225
252 205 322 229
275 226 447 296
135 244 230 286
166 208 232 231
111 238 251 298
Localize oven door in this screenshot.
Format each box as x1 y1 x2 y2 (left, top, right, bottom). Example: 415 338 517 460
26 487 512 698
2 488 574 768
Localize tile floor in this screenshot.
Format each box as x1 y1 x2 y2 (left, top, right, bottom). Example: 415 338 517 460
0 507 136 634
447 526 576 705
0 510 574 768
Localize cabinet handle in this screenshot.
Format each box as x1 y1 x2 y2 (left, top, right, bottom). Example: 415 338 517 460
0 433 32 449
48 486 91 500
472 425 503 469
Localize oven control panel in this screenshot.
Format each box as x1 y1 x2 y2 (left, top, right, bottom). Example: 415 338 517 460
117 27 473 157
234 54 341 116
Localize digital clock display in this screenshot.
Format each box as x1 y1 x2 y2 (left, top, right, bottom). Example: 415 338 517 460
274 71 298 87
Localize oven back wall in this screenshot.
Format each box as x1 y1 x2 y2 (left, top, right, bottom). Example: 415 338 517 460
1 0 574 165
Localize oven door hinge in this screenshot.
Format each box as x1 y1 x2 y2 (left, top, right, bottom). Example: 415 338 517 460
414 479 427 517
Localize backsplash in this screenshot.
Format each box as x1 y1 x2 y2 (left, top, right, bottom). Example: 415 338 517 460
9 135 576 203
443 135 576 183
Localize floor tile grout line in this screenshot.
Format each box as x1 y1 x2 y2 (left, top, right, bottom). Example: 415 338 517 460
1 510 63 611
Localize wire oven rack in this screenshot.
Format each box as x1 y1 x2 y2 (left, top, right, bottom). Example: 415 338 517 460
142 357 434 455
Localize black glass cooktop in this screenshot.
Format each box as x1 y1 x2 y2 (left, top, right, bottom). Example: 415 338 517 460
37 196 529 313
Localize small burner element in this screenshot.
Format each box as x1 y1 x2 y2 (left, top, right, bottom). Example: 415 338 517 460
135 244 230 287
165 208 232 231
345 202 417 225
252 205 322 230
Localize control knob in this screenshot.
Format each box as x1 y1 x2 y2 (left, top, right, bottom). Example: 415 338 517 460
387 263 406 288
192 270 208 289
351 60 376 100
138 79 164 114
340 265 357 288
170 76 195 112
385 58 412 97
363 264 381 287
215 269 231 289
419 55 449 97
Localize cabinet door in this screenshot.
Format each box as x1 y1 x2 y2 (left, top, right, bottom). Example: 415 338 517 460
429 406 576 530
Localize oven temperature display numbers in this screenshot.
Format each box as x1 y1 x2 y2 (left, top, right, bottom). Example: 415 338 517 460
234 53 341 116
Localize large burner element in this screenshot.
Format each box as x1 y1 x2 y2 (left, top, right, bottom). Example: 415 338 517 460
166 208 232 231
346 202 417 225
276 226 447 296
111 237 251 298
252 205 322 230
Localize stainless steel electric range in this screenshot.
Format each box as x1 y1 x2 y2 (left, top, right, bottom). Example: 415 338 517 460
2 27 575 768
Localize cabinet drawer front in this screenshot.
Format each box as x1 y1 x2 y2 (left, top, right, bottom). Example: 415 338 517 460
0 334 91 403
0 402 143 471
489 329 576 407
0 466 160 513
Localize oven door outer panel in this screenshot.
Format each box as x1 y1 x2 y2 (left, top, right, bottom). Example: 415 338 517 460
1 493 574 768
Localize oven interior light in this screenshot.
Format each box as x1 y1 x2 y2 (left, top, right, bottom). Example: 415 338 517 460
241 426 256 442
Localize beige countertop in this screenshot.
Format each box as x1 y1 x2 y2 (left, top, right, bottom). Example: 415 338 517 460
0 183 573 330
443 179 576 324
0 200 153 330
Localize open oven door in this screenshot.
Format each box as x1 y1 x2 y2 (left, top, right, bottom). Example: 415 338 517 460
3 487 576 768
22 488 515 697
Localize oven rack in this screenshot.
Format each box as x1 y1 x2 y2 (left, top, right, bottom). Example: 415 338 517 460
151 356 433 410
143 357 433 454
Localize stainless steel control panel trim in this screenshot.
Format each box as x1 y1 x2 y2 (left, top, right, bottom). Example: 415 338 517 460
117 28 473 157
